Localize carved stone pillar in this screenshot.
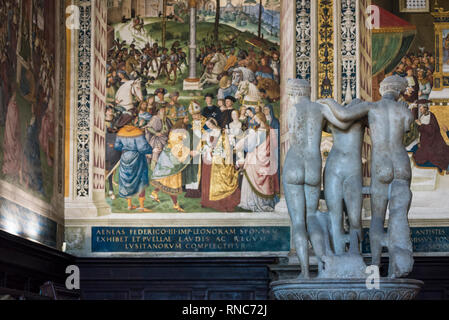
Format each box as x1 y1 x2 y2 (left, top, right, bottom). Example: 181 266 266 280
357 0 373 101
64 0 110 217
279 0 297 170
276 1 300 264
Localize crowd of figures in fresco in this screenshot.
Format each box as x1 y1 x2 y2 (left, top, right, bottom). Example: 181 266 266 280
0 0 55 199
105 38 281 213
390 51 449 173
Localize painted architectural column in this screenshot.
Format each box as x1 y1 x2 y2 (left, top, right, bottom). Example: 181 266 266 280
356 0 373 189
279 0 297 166
339 0 357 104
295 0 312 82
429 9 449 103
65 0 110 217
357 0 373 101
183 0 201 91
188 0 197 79
282 0 371 164
281 0 315 161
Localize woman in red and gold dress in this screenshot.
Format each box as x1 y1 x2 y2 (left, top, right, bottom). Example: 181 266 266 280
200 118 241 212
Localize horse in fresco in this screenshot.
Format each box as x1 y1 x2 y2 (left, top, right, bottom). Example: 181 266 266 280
231 66 256 87
199 52 227 88
115 79 143 111
235 80 262 110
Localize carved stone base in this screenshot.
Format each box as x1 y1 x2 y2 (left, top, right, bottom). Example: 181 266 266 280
271 278 424 300
183 78 201 91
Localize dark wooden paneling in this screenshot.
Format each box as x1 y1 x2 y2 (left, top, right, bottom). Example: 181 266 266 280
76 257 276 300
0 230 74 297
1 230 449 300
400 257 449 300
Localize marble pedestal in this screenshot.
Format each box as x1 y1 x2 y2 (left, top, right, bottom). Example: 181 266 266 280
183 78 201 91
271 278 424 300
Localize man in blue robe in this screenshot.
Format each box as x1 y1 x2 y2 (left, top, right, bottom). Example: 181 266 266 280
114 111 153 212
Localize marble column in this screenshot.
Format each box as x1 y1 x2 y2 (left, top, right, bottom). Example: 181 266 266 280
279 0 297 166
183 0 201 91
188 3 197 79
357 0 373 101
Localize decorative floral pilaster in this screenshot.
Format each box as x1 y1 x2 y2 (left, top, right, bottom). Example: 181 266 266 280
340 0 357 103
318 0 334 99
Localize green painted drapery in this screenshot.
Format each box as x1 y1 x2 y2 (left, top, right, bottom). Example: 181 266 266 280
371 5 417 77
372 29 417 76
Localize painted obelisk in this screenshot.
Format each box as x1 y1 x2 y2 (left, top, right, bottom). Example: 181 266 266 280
183 0 201 90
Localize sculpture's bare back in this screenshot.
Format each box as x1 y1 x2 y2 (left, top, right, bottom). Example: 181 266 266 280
284 76 415 279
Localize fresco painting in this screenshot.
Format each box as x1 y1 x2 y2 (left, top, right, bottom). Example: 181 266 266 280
443 29 449 73
371 4 449 176
0 0 56 203
105 0 281 213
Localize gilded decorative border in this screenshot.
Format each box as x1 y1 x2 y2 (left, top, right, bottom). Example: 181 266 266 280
371 26 417 33
318 0 334 98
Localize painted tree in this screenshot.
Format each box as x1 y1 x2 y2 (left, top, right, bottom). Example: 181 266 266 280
214 0 220 42
258 0 262 38
245 0 263 39
162 0 167 48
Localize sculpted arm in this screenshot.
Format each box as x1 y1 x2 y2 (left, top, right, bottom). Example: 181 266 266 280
318 100 353 131
319 98 371 123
